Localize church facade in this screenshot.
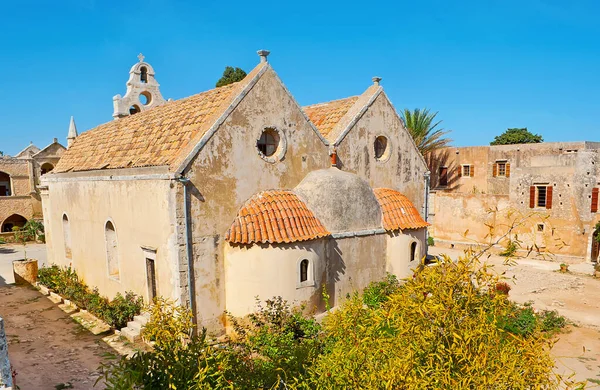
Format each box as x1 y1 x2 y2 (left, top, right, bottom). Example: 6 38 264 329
41 51 429 330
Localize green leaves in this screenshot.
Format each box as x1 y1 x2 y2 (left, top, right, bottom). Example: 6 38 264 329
401 108 452 156
215 66 247 88
490 128 543 145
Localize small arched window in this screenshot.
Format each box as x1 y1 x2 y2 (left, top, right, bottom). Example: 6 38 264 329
140 66 148 83
62 214 72 259
129 105 141 115
105 221 120 280
300 259 309 283
410 242 418 262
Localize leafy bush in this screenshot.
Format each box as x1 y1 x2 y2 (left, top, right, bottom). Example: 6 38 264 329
539 310 567 334
37 265 142 329
362 273 400 309
0 237 5 244
427 236 435 246
141 297 194 346
98 255 577 389
500 237 519 257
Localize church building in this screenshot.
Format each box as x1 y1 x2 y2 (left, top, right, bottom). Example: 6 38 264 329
41 50 429 331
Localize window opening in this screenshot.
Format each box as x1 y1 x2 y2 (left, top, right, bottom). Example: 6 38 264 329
462 165 471 177
300 259 309 283
374 136 388 160
105 221 120 280
63 214 72 259
439 167 448 187
41 163 54 175
537 224 544 232
129 105 141 115
146 258 157 302
257 128 279 157
537 186 547 208
410 242 417 262
0 171 12 196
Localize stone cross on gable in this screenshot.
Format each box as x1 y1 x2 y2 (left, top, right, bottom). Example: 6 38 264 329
138 53 145 62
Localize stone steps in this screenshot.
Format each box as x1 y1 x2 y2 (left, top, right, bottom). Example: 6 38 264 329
119 312 150 343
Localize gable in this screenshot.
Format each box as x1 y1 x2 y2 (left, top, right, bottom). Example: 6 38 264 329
54 63 267 174
34 142 66 159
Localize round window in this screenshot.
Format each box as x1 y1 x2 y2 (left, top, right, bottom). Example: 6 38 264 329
139 91 152 106
374 136 389 160
257 128 280 157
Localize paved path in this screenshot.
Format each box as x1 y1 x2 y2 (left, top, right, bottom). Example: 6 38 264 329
0 243 47 286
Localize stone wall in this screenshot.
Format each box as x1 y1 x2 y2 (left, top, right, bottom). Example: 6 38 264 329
0 317 12 389
0 158 37 230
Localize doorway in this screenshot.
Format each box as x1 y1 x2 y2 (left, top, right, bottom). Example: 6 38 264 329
592 228 600 263
146 258 157 302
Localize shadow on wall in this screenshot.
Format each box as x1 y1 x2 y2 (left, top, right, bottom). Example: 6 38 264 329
427 149 460 191
326 239 346 308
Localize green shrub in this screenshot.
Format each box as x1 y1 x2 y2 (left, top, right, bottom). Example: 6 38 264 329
37 265 142 329
362 273 400 309
0 237 5 244
427 236 435 246
500 238 519 257
141 297 194 346
539 310 566 334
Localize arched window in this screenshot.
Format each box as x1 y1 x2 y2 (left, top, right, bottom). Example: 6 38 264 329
410 242 418 262
62 214 72 259
0 171 12 196
41 163 54 175
105 221 120 280
300 259 309 283
140 66 148 83
1 214 27 233
129 105 141 115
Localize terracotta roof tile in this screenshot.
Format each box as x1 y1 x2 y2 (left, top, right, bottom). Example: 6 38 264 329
225 190 330 245
303 96 359 142
55 63 266 173
373 188 429 231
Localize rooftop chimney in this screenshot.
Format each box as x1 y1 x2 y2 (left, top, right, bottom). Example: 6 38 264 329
257 49 270 63
372 76 382 86
53 138 58 143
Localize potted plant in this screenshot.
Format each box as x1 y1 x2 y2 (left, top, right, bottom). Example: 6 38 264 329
559 263 569 273
11 225 38 285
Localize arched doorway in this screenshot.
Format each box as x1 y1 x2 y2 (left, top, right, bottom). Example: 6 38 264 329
1 214 27 232
592 228 600 263
410 241 418 262
40 163 54 175
0 171 11 196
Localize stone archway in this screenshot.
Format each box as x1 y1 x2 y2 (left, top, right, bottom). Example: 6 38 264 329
1 214 27 233
592 228 600 263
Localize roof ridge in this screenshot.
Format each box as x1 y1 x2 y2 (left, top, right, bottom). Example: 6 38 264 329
303 95 360 109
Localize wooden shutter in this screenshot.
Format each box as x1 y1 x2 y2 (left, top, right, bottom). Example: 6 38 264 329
529 186 536 208
470 165 474 177
506 163 511 177
458 167 462 177
546 186 553 209
592 188 599 213
492 163 497 177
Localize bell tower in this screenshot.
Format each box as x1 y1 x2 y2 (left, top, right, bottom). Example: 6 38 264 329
112 53 168 119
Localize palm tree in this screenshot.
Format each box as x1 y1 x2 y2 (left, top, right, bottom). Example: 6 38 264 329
401 108 452 156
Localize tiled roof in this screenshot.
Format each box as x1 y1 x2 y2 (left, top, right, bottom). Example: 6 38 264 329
303 96 359 142
225 190 330 245
54 63 265 173
373 188 429 231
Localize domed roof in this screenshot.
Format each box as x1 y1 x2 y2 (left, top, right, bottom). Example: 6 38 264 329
294 168 382 233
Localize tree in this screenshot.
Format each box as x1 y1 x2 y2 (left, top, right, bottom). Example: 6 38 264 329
490 128 543 145
401 108 452 156
216 66 247 88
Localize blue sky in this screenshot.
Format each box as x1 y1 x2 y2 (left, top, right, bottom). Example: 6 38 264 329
1 0 599 155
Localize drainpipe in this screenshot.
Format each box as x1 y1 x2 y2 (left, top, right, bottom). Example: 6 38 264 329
176 176 196 325
423 171 430 222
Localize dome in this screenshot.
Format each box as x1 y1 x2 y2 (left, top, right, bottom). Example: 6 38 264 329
294 168 382 233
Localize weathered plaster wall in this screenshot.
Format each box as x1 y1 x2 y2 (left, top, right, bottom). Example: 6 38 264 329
181 67 330 330
430 143 600 260
335 93 427 213
386 228 427 279
43 170 180 302
224 240 326 317
326 234 387 307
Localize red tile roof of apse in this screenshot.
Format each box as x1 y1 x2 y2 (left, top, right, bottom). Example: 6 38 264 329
225 190 330 245
54 63 266 173
373 188 429 231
